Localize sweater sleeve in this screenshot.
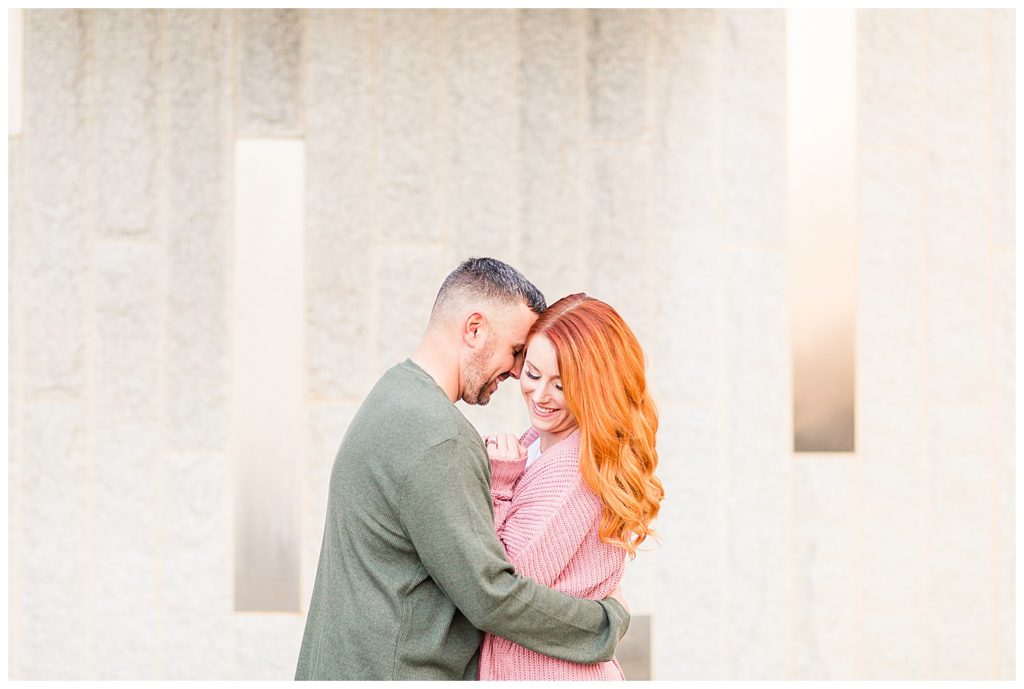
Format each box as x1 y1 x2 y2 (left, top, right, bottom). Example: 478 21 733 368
399 435 629 664
490 455 527 545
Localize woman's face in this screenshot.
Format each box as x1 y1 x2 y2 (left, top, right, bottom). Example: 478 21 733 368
520 334 578 437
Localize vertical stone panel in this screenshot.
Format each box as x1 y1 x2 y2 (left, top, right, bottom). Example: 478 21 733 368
650 9 720 405
376 246 447 374
237 9 303 137
304 403 358 605
162 453 232 679
993 252 1014 678
92 241 162 678
928 404 994 678
234 614 306 680
95 10 159 238
447 10 517 262
15 403 90 678
165 9 231 451
587 9 648 141
793 459 858 679
379 10 445 243
518 9 584 302
653 405 723 679
927 11 988 164
721 10 785 247
991 10 1014 251
306 10 378 400
8 137 21 675
587 145 653 350
21 9 91 398
857 10 926 151
862 610 928 679
722 248 789 679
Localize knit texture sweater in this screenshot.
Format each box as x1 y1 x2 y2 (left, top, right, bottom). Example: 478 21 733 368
294 360 629 680
478 427 627 680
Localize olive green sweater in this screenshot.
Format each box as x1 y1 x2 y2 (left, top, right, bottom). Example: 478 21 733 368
295 359 629 680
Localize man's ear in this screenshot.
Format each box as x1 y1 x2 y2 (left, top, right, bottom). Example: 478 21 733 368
463 311 486 348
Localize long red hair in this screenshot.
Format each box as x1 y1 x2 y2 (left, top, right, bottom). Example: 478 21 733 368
527 293 663 558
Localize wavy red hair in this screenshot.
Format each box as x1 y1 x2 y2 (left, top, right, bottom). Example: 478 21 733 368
527 293 664 558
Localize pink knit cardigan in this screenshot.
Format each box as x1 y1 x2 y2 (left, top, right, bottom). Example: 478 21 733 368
477 427 626 681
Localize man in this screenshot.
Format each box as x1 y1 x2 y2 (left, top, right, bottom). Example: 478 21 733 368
295 258 630 680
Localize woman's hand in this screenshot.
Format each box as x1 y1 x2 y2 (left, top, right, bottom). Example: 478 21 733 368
482 433 527 463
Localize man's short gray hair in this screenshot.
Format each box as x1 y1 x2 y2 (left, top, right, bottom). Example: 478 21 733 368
431 257 546 320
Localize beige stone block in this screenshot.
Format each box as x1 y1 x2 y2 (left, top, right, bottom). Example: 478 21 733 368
14 403 90 679
722 248 790 679
92 241 162 678
304 403 359 606
518 9 585 302
993 251 1014 678
22 9 91 399
652 404 723 679
306 10 378 400
928 403 994 679
722 10 785 247
927 10 988 164
992 10 1014 252
376 246 447 375
793 458 858 679
379 10 445 243
162 452 232 679
95 10 159 238
926 161 990 404
448 10 517 261
233 613 306 679
650 11 720 405
587 9 648 141
857 10 927 151
586 145 654 351
862 609 928 679
237 9 303 136
165 9 232 451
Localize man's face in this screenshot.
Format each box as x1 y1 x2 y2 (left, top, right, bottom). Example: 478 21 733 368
462 302 538 406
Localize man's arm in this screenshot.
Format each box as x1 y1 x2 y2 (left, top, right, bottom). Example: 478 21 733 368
399 436 629 664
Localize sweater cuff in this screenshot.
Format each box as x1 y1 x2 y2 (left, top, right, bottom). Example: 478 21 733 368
490 456 527 495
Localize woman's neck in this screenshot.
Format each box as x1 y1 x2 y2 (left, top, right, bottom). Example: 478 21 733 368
538 425 578 453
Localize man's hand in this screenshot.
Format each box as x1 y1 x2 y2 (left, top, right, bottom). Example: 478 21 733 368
482 433 527 462
609 585 630 614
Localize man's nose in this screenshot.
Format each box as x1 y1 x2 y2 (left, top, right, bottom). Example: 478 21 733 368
509 357 524 380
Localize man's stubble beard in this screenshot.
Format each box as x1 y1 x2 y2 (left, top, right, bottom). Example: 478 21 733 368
462 339 496 406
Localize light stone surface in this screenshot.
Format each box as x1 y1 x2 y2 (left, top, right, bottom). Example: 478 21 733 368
857 10 926 151
8 138 21 675
21 9 91 399
722 248 789 679
303 403 358 606
517 9 585 303
95 10 159 238
792 458 858 679
237 9 303 136
927 10 988 164
379 10 445 243
926 159 990 404
650 9 720 405
991 10 1015 251
376 246 447 376
233 614 306 680
306 10 378 400
165 9 231 451
162 452 232 679
928 403 994 679
993 251 1014 678
447 10 517 262
92 241 162 678
653 404 723 679
862 610 928 679
587 144 654 351
721 10 785 247
587 9 648 141
15 403 90 679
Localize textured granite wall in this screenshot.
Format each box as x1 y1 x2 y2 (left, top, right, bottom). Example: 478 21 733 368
7 8 1014 680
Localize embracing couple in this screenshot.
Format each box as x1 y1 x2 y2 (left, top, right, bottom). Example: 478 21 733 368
295 257 664 681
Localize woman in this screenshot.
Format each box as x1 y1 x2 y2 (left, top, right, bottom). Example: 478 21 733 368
478 293 664 680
